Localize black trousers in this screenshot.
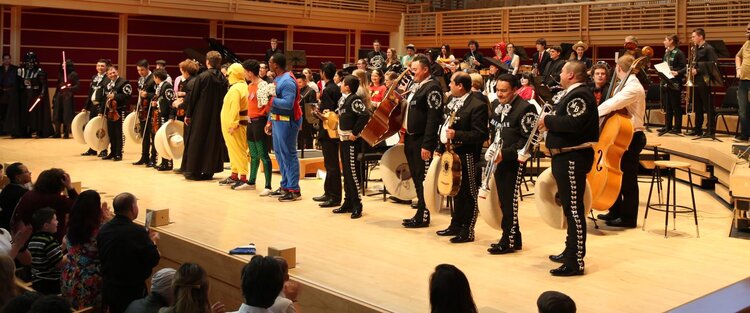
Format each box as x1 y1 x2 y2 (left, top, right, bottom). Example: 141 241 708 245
692 85 713 134
340 139 363 209
320 137 342 203
139 116 157 161
494 159 523 247
551 149 593 269
404 134 431 220
607 131 647 222
450 153 480 234
662 86 682 131
103 282 146 313
107 111 125 157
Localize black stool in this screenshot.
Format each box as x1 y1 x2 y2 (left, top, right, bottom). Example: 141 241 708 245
643 160 699 238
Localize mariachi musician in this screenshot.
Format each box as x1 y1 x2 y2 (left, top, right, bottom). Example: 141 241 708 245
487 73 538 254
133 59 157 167
658 34 686 136
435 71 488 243
81 59 110 157
101 65 132 161
312 62 343 208
152 68 175 171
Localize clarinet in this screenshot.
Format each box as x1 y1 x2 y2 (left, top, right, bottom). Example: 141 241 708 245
478 127 503 199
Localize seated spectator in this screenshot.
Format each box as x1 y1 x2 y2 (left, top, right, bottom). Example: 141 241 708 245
159 263 224 313
537 290 576 313
125 268 176 313
0 224 31 261
0 163 31 230
270 257 298 313
429 264 477 313
0 255 17 309
516 73 537 102
97 192 160 313
62 190 111 310
28 207 65 295
1 292 42 313
231 255 284 313
27 295 71 313
12 168 77 242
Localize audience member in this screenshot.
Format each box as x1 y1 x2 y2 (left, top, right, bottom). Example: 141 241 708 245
97 192 160 313
62 190 110 310
12 168 77 242
1 292 42 313
0 255 17 309
537 290 576 313
28 207 65 295
0 224 31 260
125 268 176 313
269 257 298 313
0 163 30 229
159 262 224 313
27 295 71 313
231 255 284 313
429 264 477 313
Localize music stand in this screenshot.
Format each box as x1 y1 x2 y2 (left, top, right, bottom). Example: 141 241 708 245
285 50 307 69
692 61 725 142
532 76 554 104
708 40 731 58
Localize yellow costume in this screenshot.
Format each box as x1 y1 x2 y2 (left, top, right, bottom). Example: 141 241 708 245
221 63 250 176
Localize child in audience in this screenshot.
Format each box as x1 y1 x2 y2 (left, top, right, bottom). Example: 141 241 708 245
28 207 66 295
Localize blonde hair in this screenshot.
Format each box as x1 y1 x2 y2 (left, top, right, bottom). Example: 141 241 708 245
352 69 373 109
469 73 484 91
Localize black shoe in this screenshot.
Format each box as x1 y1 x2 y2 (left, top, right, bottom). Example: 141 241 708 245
145 162 155 167
278 192 301 202
605 218 637 228
548 253 565 263
319 200 340 208
436 227 460 236
156 163 172 171
669 129 682 135
81 149 97 156
657 127 669 133
450 229 474 243
113 155 122 161
332 206 352 214
403 218 430 228
596 213 618 221
734 135 749 142
63 133 69 139
98 150 108 158
550 264 584 276
312 195 331 202
102 154 115 160
133 159 148 165
269 188 287 197
684 129 702 136
488 244 517 255
351 208 362 219
657 129 670 136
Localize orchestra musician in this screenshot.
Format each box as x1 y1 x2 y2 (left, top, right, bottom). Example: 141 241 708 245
132 60 157 167
588 62 611 106
367 40 387 70
658 34 687 136
313 62 342 208
542 46 565 92
532 38 551 76
463 40 485 70
685 28 719 138
81 59 110 157
101 65 132 161
569 41 592 69
151 69 175 171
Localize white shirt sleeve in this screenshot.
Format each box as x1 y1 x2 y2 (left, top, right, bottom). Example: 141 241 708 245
598 77 642 117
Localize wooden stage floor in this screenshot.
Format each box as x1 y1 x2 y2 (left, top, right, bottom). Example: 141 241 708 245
2 134 750 313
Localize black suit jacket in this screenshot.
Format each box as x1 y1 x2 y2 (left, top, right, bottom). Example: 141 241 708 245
97 215 160 289
543 84 599 149
490 95 538 162
406 76 444 151
438 93 489 158
694 42 719 86
318 81 341 140
533 50 551 74
103 77 132 112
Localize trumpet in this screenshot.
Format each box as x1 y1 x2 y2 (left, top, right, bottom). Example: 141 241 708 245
518 103 554 163
478 127 502 199
685 43 697 108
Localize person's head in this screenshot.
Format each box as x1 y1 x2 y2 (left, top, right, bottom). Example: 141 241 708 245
32 207 57 233
136 59 150 77
356 58 367 70
33 168 66 194
494 42 506 58
372 40 381 51
590 62 610 87
106 65 119 80
96 59 108 74
449 72 471 97
334 70 344 84
535 38 547 51
113 192 138 220
352 69 369 89
384 71 398 88
746 23 750 40
66 190 103 246
156 59 167 70
616 54 635 79
220 63 230 77
206 51 222 69
151 268 177 304
295 72 307 89
269 53 286 72
178 59 199 79
664 34 679 49
467 39 478 51
241 255 284 309
576 46 584 57
170 263 211 313
560 61 588 89
507 42 515 55
270 38 278 49
406 44 416 56
302 68 314 81
691 28 706 44
469 73 483 92
2 54 9 66
320 62 336 81
153 68 168 85
3 292 43 313
440 44 451 57
0 254 17 306
274 256 290 282
242 59 260 80
537 290 576 313
370 68 384 86
342 75 360 94
496 73 520 104
259 62 269 77
549 46 562 60
410 55 430 82
520 73 532 87
429 264 477 313
6 162 30 185
28 295 72 313
488 62 500 75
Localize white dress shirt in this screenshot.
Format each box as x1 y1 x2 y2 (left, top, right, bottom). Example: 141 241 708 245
597 75 645 132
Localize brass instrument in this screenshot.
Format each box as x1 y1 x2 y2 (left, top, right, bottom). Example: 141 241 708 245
517 103 553 163
478 127 502 199
685 43 697 110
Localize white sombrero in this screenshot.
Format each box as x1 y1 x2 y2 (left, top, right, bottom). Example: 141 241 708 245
154 120 185 160
83 116 109 152
71 111 89 145
380 144 416 201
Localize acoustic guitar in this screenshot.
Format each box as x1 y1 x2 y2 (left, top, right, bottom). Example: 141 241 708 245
311 103 339 139
437 111 461 197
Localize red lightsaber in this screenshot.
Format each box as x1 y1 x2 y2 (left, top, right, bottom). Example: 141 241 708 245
61 51 68 89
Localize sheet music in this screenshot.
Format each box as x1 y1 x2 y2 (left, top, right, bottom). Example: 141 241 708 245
654 62 674 79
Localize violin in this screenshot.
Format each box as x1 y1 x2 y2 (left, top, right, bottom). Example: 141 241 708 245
105 92 120 121
151 95 160 133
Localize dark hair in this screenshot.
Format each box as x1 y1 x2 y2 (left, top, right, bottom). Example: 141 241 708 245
241 255 284 308
590 62 610 79
666 34 680 46
136 59 149 68
271 53 286 69
370 68 384 85
343 75 360 92
33 168 66 194
692 28 706 39
550 46 562 53
411 55 430 69
31 207 55 231
320 62 336 80
497 73 520 89
467 39 479 49
452 72 472 91
520 72 534 85
242 59 260 76
537 290 576 313
206 51 222 69
66 190 103 246
112 192 136 215
440 44 451 58
373 39 380 44
27 295 71 313
97 59 111 66
2 292 43 313
5 162 24 183
153 68 168 81
335 70 345 80
536 38 547 46
163 263 211 313
429 264 477 313
156 59 167 66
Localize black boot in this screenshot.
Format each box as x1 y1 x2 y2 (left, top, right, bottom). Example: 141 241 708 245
450 225 474 243
98 150 108 158
403 208 430 228
157 159 173 171
81 149 97 156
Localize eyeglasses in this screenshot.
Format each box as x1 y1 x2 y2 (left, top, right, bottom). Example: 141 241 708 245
595 61 611 70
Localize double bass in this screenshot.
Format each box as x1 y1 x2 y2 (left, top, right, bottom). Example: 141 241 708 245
587 46 653 211
360 69 412 147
